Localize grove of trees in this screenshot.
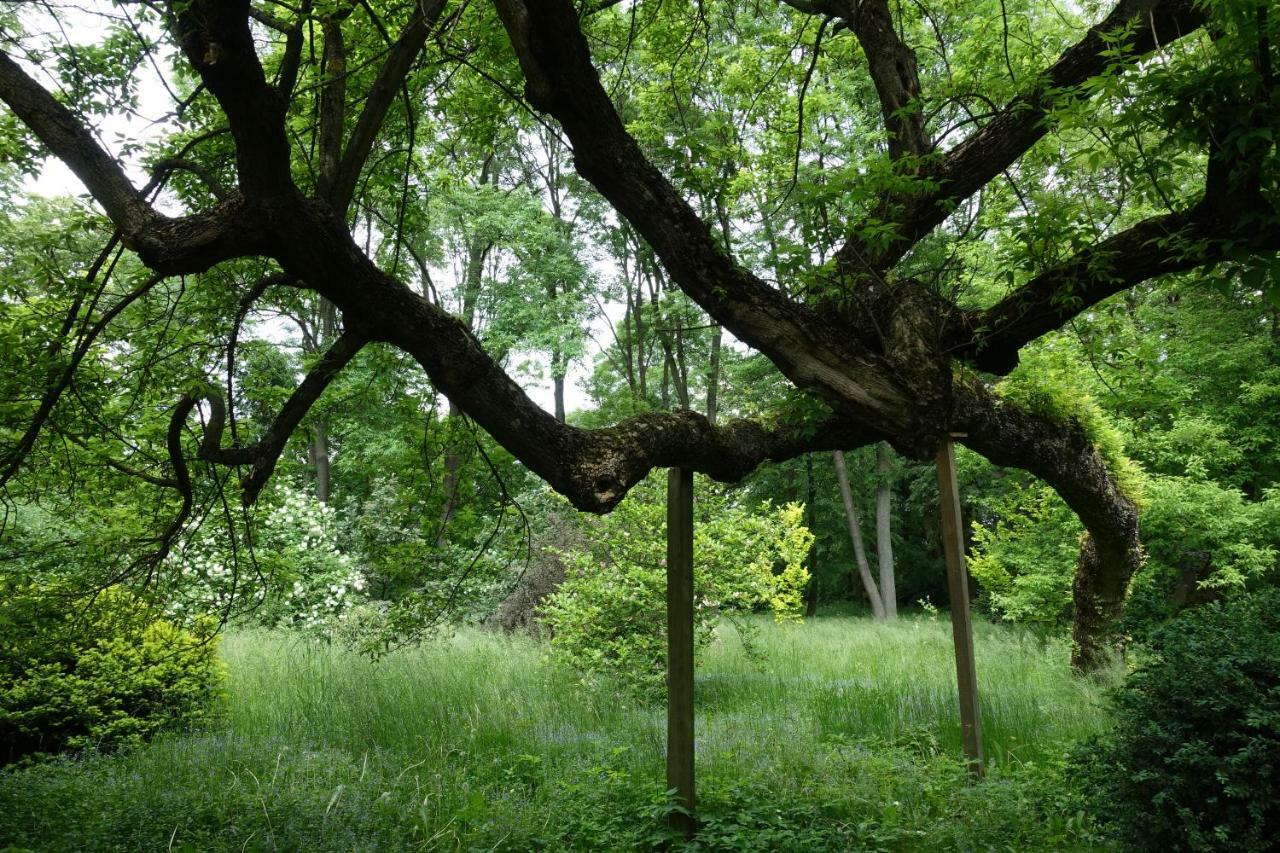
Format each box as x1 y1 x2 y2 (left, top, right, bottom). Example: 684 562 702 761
0 0 1277 679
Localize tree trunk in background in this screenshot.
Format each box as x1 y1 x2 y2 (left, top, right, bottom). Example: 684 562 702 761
549 277 566 422
875 442 897 619
553 367 566 422
438 400 464 543
673 324 690 410
313 419 331 503
437 156 493 537
804 453 820 618
309 298 337 503
834 450 885 619
706 324 721 425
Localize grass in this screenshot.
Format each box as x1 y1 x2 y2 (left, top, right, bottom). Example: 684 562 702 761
0 613 1116 851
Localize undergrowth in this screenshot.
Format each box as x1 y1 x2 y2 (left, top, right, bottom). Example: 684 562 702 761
0 614 1115 851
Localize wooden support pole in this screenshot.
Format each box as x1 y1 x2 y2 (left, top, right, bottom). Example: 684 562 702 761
666 466 696 835
936 437 985 777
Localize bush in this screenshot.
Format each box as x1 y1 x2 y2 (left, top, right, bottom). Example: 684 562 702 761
165 484 366 633
0 584 224 766
967 482 1082 627
538 475 812 696
1079 590 1280 851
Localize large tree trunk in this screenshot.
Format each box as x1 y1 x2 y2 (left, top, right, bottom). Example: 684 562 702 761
875 442 897 619
833 450 885 619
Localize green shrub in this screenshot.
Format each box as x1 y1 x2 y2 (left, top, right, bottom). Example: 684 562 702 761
0 584 224 766
967 482 1083 627
538 476 812 696
1079 590 1280 851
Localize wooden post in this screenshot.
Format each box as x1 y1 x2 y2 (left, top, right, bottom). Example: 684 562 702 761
936 437 985 777
666 466 696 835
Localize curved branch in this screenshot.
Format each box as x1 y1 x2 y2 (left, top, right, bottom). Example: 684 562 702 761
150 156 230 201
193 328 368 504
953 379 1140 670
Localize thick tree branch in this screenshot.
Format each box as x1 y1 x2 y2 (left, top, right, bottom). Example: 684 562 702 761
953 379 1141 669
0 33 276 274
492 0 929 445
839 0 929 161
272 0 312 99
777 0 839 16
171 0 296 198
833 0 1207 279
250 194 880 509
316 14 350 202
955 195 1280 374
0 52 158 238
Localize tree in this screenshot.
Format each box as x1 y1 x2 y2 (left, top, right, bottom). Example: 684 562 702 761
0 0 1276 670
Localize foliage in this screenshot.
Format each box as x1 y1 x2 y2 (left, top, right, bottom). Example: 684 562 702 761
1077 590 1280 852
969 467 1280 636
1124 477 1280 636
0 583 223 766
968 482 1083 627
538 476 811 695
164 484 366 635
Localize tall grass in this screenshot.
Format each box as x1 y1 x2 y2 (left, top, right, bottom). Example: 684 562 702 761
0 614 1116 851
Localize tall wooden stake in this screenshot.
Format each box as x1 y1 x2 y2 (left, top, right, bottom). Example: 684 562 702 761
666 466 696 835
936 437 985 777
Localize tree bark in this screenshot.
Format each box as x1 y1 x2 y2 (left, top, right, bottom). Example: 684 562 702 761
875 442 897 619
953 379 1141 671
834 450 885 619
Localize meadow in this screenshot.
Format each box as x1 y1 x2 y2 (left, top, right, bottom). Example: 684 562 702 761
0 614 1116 851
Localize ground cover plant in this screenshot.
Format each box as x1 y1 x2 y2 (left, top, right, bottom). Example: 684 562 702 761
0 615 1113 851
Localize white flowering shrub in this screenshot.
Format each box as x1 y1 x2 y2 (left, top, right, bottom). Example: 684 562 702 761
165 485 366 634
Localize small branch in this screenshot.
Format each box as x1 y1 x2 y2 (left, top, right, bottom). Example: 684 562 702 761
329 0 447 214
150 156 230 200
0 274 166 488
